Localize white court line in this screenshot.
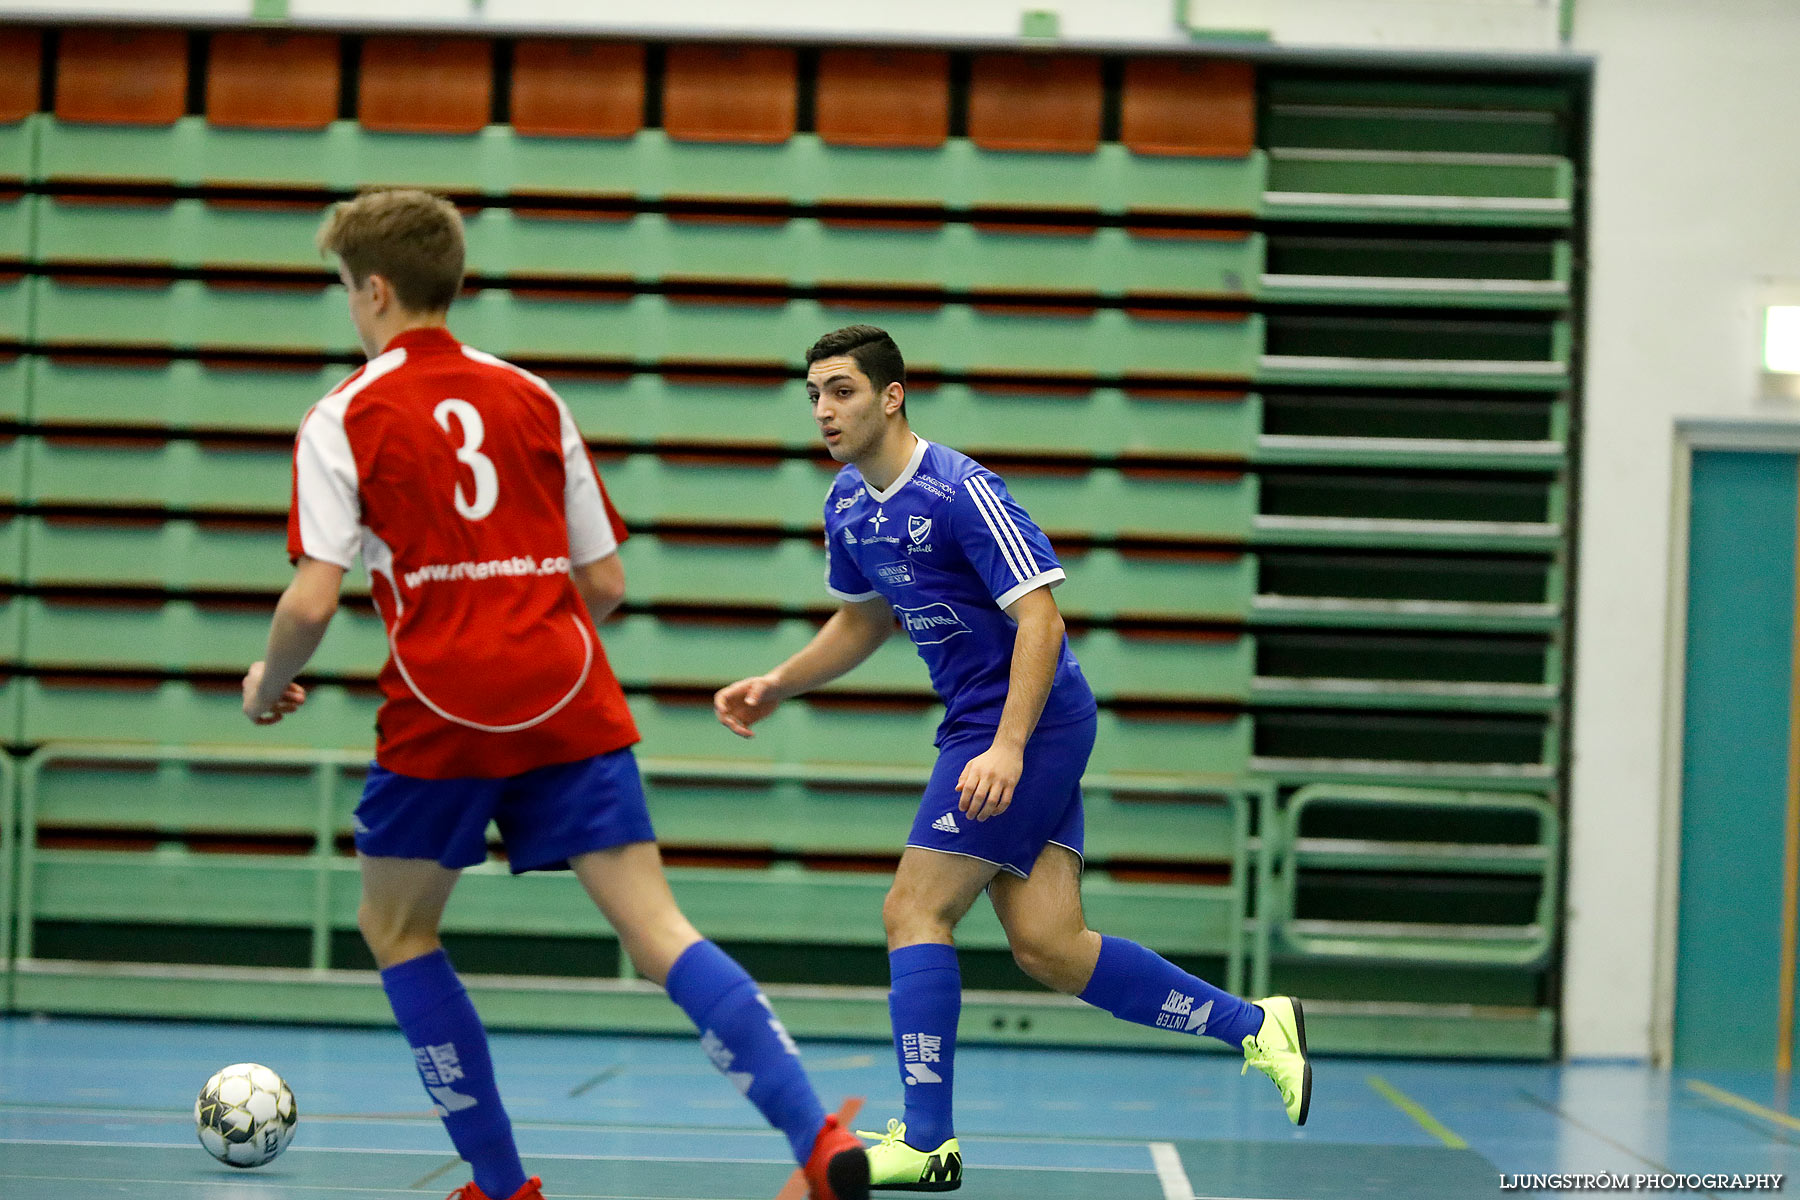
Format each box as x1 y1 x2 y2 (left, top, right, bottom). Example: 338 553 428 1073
0 1137 791 1165
1147 1141 1304 1200
1150 1142 1196 1200
0 1105 1170 1147
0 1176 731 1200
0 1136 1153 1175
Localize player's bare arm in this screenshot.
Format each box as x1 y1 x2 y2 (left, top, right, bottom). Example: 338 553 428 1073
571 553 626 626
956 585 1064 822
243 555 346 724
714 595 894 737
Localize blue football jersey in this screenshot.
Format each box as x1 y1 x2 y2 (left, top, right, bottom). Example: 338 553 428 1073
822 438 1097 737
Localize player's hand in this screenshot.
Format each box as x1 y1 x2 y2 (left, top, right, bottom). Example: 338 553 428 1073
242 662 307 725
714 674 785 738
957 742 1024 822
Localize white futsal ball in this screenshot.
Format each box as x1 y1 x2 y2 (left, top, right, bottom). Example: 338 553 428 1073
195 1062 298 1167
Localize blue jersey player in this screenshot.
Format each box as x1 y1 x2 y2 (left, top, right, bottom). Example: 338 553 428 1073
714 326 1312 1191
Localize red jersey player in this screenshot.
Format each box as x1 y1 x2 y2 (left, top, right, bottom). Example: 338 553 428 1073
242 189 867 1200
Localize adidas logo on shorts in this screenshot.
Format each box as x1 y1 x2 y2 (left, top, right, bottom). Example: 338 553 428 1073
931 812 960 834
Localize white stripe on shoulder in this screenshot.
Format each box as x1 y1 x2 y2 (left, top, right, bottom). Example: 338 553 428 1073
965 478 1029 583
461 344 556 398
967 475 1038 583
969 476 1038 576
314 346 408 420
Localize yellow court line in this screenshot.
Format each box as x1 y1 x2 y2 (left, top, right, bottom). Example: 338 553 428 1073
1781 482 1800 1075
1686 1079 1800 1133
1366 1074 1468 1149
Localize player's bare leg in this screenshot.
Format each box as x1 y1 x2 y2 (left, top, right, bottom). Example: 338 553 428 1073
986 845 1101 994
881 846 993 951
993 844 1312 1126
569 841 702 983
859 848 992 1191
357 855 461 967
359 856 538 1199
572 843 868 1200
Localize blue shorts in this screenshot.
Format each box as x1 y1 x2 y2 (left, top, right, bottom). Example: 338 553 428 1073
353 748 656 874
907 713 1097 879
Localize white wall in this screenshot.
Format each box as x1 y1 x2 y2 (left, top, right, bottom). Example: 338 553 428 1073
0 0 1561 49
1564 0 1800 1060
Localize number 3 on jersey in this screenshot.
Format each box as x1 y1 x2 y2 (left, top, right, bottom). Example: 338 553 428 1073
433 398 499 520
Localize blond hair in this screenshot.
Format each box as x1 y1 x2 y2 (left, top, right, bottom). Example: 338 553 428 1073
316 188 465 313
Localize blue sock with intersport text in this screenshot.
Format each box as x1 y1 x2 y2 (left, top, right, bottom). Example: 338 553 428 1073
1077 934 1263 1047
381 948 527 1199
888 942 961 1149
665 939 829 1164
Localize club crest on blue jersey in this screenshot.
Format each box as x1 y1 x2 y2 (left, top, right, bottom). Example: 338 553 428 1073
908 516 932 547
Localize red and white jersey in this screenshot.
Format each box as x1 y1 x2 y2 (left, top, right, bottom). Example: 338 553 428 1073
287 327 638 779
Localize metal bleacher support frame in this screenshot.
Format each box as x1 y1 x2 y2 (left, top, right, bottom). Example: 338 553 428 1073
1270 783 1560 967
10 743 1268 1050
1255 783 1561 1057
0 751 16 1008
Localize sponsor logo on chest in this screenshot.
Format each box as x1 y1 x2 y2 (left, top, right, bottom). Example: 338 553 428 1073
894 602 970 645
861 506 900 544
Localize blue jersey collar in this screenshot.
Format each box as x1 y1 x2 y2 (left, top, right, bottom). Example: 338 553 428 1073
865 435 929 504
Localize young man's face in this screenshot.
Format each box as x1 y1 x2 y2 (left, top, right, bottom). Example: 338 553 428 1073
806 355 899 463
337 261 383 359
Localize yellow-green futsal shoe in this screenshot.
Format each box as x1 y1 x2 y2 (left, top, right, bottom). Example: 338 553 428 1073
858 1119 963 1192
1242 995 1312 1125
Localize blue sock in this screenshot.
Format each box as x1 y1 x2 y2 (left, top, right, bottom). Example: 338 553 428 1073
380 949 526 1200
666 940 828 1164
1078 935 1262 1047
887 943 960 1149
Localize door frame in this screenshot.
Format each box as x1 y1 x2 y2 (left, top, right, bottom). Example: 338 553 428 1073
1654 417 1800 1065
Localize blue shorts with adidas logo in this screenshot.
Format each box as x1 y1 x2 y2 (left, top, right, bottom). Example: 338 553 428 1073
906 712 1097 878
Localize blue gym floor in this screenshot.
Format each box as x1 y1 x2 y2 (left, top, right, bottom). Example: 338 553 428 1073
1 1015 1796 1199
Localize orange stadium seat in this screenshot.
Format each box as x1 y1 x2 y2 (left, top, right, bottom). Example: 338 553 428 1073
663 44 796 143
0 29 41 123
511 39 644 138
968 52 1102 153
815 49 950 148
206 31 339 130
359 36 492 135
1122 57 1255 157
55 27 187 125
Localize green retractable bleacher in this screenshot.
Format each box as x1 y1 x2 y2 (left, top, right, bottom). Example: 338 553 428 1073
0 29 1581 1057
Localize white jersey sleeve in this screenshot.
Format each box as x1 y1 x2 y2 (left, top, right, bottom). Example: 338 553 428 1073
555 394 618 565
290 399 362 569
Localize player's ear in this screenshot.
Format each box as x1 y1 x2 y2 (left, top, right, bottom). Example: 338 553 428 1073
884 382 906 417
366 272 394 314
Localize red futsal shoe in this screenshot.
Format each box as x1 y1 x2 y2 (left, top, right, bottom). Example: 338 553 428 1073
805 1114 872 1200
445 1178 543 1200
